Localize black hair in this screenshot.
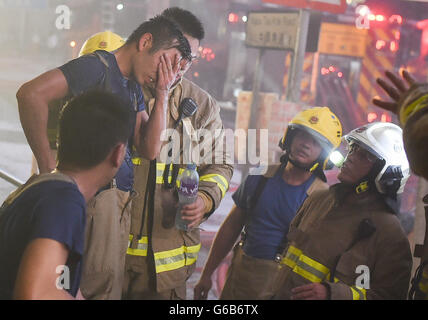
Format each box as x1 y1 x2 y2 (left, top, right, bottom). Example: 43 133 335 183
161 7 205 41
57 90 134 170
126 14 191 61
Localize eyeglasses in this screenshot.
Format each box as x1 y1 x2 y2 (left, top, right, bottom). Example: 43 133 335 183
347 144 379 163
184 54 199 64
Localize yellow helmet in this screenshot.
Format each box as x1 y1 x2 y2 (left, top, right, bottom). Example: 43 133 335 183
79 31 125 57
279 106 342 171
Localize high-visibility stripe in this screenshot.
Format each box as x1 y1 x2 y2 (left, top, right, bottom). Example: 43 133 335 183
419 269 428 294
351 286 367 300
156 163 185 186
199 174 229 198
282 246 329 283
281 245 367 300
154 243 201 273
419 281 428 294
127 235 148 256
132 157 142 165
400 94 428 125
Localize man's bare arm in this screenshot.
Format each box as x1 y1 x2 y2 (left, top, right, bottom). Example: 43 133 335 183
13 238 75 300
16 69 69 173
194 205 246 299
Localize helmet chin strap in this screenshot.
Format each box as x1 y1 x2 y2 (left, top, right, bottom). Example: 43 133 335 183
288 155 319 172
350 159 385 195
355 180 370 194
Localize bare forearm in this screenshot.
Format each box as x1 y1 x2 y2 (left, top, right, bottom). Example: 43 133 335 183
17 87 55 173
13 239 77 300
138 92 168 160
16 69 68 173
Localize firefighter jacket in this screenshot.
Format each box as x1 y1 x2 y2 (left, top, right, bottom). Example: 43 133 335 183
220 164 328 300
127 78 234 292
274 184 412 300
410 194 428 300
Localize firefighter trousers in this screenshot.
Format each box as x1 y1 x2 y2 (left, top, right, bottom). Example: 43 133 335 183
79 187 134 300
220 244 280 300
122 254 186 300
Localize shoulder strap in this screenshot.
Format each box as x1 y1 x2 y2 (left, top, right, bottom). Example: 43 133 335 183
244 164 285 227
92 51 110 68
92 51 111 92
241 174 271 242
92 51 139 150
250 176 269 209
2 172 75 208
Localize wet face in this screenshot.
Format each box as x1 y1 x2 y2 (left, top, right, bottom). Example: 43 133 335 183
289 130 322 167
132 34 182 87
337 143 378 184
173 34 200 84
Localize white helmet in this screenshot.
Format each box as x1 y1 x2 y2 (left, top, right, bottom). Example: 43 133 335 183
344 122 410 196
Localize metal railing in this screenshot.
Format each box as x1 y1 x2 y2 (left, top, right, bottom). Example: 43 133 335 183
0 168 23 187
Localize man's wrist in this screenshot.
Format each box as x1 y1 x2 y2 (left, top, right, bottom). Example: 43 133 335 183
198 191 213 214
155 89 168 100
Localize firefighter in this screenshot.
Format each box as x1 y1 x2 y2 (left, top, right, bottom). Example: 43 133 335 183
194 106 342 300
374 70 428 300
122 8 233 300
274 122 412 300
16 16 190 300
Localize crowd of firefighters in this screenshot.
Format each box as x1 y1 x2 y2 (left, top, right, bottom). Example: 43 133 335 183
0 6 428 301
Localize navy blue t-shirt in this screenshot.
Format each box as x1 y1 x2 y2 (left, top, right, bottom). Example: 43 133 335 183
0 181 86 299
232 169 315 260
59 50 145 192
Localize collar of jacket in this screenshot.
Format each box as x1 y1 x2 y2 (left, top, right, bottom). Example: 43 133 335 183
262 164 327 197
142 78 183 122
330 183 387 210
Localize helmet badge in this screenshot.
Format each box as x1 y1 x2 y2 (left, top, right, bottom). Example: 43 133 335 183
355 126 368 133
394 143 403 153
309 116 319 124
99 41 108 49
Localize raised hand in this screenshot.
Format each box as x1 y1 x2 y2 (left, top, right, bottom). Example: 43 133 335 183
373 69 417 114
155 53 181 95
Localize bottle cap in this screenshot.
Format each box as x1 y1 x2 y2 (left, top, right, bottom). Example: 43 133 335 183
186 163 197 171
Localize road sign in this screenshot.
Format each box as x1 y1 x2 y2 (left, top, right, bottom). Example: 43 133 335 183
318 23 368 57
245 12 300 50
262 0 347 14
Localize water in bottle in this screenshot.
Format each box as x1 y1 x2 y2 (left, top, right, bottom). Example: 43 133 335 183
175 164 199 231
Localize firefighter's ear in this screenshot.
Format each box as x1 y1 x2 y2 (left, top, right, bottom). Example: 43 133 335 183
138 33 153 52
110 143 127 169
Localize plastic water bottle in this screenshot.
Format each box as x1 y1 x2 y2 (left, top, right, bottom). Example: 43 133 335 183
175 164 199 231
